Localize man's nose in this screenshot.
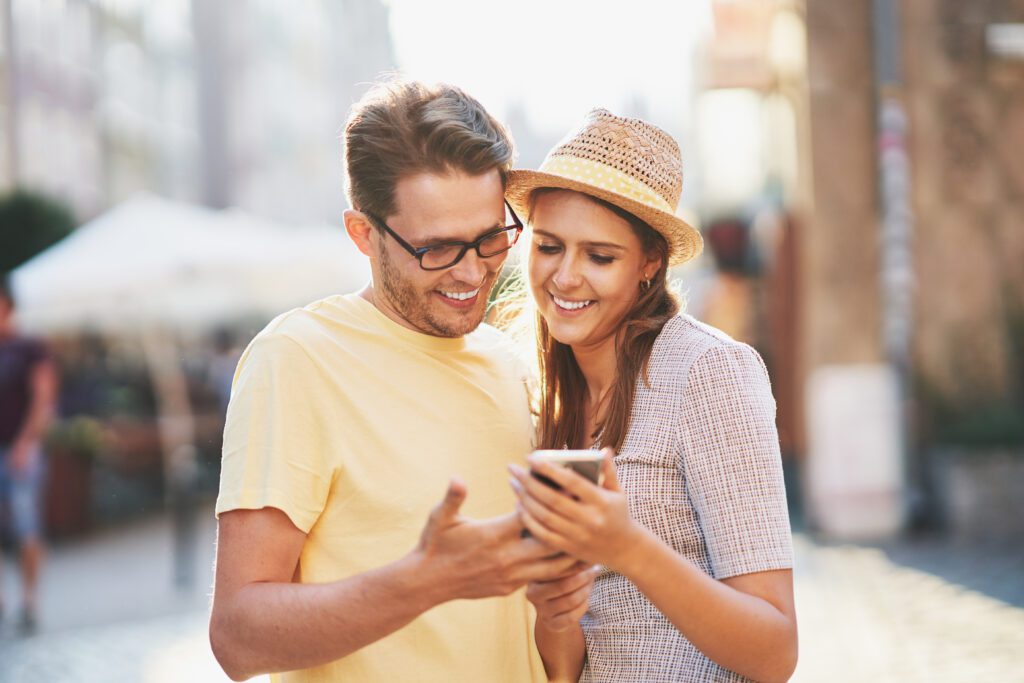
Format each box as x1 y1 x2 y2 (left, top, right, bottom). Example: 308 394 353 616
448 247 489 286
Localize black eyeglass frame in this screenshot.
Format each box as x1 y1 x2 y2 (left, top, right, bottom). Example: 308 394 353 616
364 200 524 271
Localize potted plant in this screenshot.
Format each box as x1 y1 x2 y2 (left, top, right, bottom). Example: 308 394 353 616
43 417 105 537
923 301 1024 541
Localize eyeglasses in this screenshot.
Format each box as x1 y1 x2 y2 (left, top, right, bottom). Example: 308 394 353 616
365 200 524 271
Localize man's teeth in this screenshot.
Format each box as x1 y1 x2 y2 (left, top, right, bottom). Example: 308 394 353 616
440 288 479 301
553 295 593 310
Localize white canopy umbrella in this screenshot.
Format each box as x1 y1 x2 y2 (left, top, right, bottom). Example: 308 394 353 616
10 195 371 581
10 193 369 334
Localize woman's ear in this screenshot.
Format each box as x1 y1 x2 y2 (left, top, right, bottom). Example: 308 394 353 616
343 209 378 258
641 253 665 282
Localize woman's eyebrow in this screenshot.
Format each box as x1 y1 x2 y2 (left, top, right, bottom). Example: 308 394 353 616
533 230 626 251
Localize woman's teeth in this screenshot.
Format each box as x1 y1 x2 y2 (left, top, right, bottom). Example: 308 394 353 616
553 295 593 311
440 288 479 301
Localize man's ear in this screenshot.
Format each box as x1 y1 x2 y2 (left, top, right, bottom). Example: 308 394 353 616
343 209 377 258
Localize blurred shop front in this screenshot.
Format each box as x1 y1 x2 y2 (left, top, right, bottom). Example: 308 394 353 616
695 0 1024 543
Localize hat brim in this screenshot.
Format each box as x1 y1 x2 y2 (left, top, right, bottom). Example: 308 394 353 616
506 169 703 267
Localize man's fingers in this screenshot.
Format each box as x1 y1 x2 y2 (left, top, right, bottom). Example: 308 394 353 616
509 510 571 566
516 548 582 584
498 520 566 561
550 560 592 581
434 477 467 521
486 509 528 539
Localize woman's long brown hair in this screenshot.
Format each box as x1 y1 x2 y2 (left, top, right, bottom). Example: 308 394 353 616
533 190 680 451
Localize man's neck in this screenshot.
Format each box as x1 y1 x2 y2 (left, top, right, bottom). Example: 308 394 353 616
358 284 416 332
358 284 461 339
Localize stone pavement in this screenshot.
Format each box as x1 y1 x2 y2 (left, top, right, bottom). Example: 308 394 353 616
791 536 1024 682
0 503 264 683
1 507 1022 682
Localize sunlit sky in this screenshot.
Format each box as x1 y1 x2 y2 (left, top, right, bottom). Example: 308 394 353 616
385 0 714 140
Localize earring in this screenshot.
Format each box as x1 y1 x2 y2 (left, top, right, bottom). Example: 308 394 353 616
640 276 652 292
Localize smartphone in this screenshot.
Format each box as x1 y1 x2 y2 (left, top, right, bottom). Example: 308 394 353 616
529 449 604 489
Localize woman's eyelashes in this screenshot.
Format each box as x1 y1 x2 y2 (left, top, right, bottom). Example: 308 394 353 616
533 242 616 265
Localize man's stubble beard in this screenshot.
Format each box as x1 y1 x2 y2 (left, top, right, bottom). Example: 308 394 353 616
377 243 494 338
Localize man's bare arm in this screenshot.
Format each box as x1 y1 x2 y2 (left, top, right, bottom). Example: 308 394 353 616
210 480 581 681
210 506 439 680
14 359 57 445
9 359 57 473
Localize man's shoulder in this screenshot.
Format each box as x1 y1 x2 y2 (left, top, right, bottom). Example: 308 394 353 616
467 321 505 344
464 323 535 385
256 294 358 343
238 294 360 367
465 322 518 356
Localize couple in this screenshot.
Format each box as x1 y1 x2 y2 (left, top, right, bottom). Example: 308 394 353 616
209 79 796 683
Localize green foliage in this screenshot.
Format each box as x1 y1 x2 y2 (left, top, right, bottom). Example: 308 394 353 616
919 294 1024 450
0 189 76 273
45 416 105 462
934 402 1024 449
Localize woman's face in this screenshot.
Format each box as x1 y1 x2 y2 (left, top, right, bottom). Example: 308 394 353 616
528 190 660 350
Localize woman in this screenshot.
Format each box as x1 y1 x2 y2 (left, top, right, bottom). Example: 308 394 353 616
505 109 797 682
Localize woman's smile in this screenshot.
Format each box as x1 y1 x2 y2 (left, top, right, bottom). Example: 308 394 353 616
551 293 596 314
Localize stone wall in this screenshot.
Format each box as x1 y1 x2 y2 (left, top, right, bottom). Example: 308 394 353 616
903 0 1024 403
804 0 1024 409
803 0 883 374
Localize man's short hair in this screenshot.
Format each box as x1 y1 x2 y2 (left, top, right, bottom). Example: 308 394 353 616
344 79 515 220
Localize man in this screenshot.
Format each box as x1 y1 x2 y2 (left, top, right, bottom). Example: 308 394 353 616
210 80 591 682
0 277 56 634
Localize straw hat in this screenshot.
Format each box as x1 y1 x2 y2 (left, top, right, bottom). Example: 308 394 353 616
506 108 702 266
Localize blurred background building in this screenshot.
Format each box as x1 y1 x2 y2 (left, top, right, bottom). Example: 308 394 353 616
690 0 1024 543
1 0 1023 679
1 0 395 222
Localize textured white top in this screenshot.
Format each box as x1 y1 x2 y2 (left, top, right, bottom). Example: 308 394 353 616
581 314 794 682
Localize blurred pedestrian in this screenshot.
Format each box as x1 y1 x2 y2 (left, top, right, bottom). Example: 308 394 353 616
0 276 57 635
505 110 798 682
209 79 588 682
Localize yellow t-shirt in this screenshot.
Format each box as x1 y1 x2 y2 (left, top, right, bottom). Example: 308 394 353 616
216 293 546 683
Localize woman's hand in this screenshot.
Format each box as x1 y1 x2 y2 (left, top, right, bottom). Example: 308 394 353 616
508 448 646 572
526 565 599 632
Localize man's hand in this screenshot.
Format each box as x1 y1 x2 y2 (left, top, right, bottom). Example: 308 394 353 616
414 478 587 602
527 565 598 632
